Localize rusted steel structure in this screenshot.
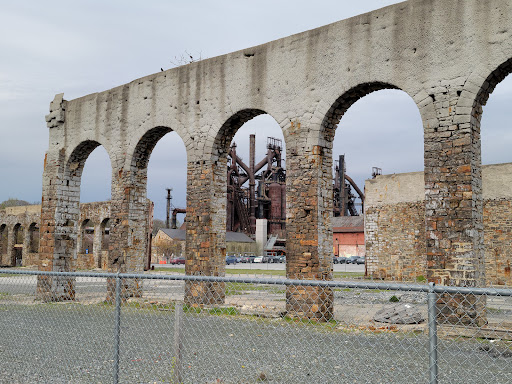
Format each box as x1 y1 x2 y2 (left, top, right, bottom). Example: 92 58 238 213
226 136 362 243
227 135 286 237
333 155 364 217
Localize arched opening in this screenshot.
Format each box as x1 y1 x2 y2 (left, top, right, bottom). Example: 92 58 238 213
99 218 110 269
474 58 512 286
62 141 111 271
215 111 286 264
130 127 187 269
0 224 7 263
28 222 39 253
80 219 94 255
12 223 24 267
227 114 286 260
326 83 424 281
80 145 112 204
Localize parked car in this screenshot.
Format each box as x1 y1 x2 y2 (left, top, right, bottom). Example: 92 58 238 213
253 256 264 263
355 256 366 265
333 256 346 264
169 256 185 265
226 255 238 265
346 256 359 264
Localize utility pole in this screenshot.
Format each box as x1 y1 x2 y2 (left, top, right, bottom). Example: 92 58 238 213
166 188 173 229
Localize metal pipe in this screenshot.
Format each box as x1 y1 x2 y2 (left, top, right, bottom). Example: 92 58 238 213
3 270 512 297
5 269 512 296
113 273 122 384
428 282 439 384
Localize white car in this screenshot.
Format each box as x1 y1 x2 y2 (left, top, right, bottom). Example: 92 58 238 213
253 256 264 263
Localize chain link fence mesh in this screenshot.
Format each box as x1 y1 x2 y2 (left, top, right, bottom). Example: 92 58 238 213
1 269 511 383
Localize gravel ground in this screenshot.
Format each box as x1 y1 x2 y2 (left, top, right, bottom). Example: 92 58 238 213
1 274 512 383
1 302 511 384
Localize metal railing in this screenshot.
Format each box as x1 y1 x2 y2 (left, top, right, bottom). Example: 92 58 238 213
1 269 511 383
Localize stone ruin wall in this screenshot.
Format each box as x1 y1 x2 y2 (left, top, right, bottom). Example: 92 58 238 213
0 201 150 270
37 0 512 320
0 205 41 267
365 163 512 285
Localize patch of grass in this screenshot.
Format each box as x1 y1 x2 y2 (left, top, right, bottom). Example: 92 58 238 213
183 304 239 316
334 271 364 279
333 288 353 292
225 283 285 296
151 267 364 280
389 295 400 302
282 315 339 329
0 292 9 297
416 275 427 283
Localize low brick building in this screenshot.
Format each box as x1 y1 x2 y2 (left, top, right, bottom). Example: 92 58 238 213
0 201 152 270
152 228 256 264
332 216 365 258
365 163 512 285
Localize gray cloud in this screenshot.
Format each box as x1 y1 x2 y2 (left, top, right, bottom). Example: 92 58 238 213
0 0 511 219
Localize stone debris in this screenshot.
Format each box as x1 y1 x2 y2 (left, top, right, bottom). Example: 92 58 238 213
373 304 425 324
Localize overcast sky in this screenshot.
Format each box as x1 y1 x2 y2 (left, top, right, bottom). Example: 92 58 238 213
1 1 511 220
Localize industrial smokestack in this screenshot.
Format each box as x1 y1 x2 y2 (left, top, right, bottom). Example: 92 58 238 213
166 188 172 229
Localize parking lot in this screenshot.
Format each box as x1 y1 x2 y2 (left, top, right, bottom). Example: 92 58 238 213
154 261 365 273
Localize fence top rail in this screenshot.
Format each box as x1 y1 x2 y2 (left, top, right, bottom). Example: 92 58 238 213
1 269 512 296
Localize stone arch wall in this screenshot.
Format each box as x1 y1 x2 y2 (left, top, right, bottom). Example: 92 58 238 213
40 0 512 316
0 206 40 267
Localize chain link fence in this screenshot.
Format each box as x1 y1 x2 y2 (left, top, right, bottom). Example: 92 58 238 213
1 269 511 383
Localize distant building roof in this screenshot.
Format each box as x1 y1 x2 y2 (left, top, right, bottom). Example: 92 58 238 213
158 228 254 243
159 228 186 241
332 216 364 233
226 231 254 243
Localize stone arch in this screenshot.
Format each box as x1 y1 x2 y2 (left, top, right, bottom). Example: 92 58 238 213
471 58 512 122
106 126 185 275
321 83 427 281
66 140 111 183
211 109 267 159
321 82 419 142
468 58 512 286
130 126 175 172
210 109 284 239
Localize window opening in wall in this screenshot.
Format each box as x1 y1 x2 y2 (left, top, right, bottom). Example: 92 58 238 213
0 224 7 257
29 223 39 253
80 219 94 255
13 223 24 267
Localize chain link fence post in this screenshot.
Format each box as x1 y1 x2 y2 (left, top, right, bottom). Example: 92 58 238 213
173 302 183 384
113 273 122 384
428 282 438 384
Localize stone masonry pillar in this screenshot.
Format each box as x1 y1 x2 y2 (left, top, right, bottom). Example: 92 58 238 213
184 159 226 306
37 94 77 301
107 167 149 300
22 226 31 267
285 121 333 321
7 228 15 267
93 223 102 269
424 89 486 326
